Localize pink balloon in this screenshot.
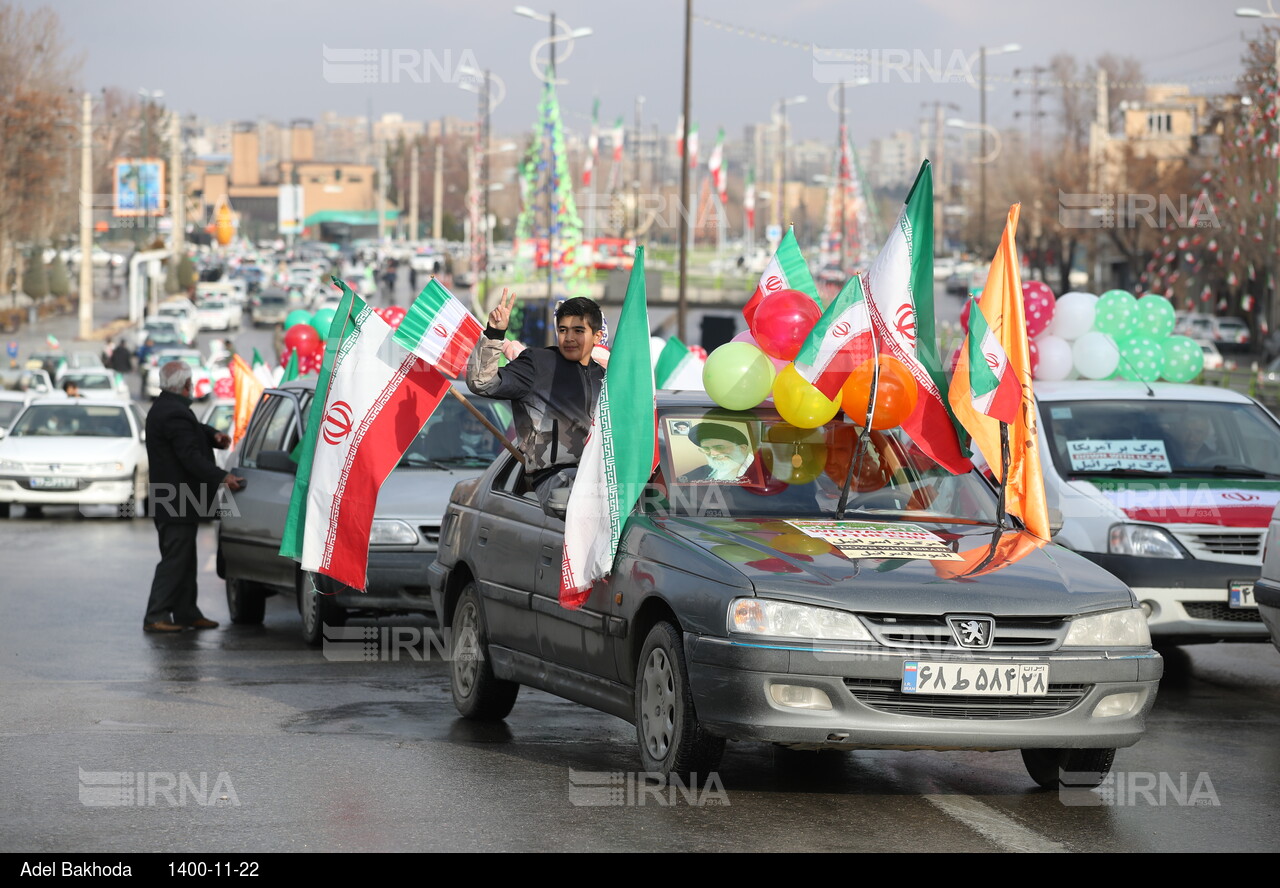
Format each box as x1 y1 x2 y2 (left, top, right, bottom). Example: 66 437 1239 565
1022 280 1056 339
751 289 822 361
732 330 788 371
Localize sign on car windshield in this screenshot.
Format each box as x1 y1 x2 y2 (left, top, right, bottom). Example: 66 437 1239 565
1066 439 1171 473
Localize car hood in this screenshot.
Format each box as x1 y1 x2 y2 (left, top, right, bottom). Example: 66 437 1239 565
653 516 1130 616
1076 477 1280 528
0 436 138 463
376 465 486 520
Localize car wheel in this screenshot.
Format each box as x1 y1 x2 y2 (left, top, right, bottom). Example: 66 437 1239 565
450 582 518 720
1021 748 1116 790
226 576 266 625
635 621 724 781
298 571 346 647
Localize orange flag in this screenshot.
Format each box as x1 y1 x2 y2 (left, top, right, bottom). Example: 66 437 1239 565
932 530 1046 581
229 354 264 444
947 204 1050 540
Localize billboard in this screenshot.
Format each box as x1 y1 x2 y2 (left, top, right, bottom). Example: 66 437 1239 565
113 158 166 217
278 184 304 235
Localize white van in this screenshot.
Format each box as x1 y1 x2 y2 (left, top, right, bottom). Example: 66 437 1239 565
1034 380 1278 645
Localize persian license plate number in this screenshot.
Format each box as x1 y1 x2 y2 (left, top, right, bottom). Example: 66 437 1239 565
902 661 1048 696
30 476 77 489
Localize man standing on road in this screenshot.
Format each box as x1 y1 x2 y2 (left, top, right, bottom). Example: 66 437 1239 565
466 292 605 507
143 361 245 633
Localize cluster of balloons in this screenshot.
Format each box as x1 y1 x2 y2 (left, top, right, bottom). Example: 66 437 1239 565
279 305 408 370
1032 289 1203 383
702 288 921 431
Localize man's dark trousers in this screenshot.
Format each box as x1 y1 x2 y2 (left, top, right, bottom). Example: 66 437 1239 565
145 522 202 624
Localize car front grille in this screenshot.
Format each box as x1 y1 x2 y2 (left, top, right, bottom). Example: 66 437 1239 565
1181 530 1264 558
1183 602 1263 623
844 678 1091 719
860 615 1067 651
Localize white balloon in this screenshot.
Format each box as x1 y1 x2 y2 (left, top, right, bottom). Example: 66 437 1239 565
1050 291 1098 341
1072 331 1120 379
1035 334 1074 381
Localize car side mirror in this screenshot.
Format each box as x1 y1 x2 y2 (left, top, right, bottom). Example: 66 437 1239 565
257 450 298 475
544 485 570 520
1048 507 1064 538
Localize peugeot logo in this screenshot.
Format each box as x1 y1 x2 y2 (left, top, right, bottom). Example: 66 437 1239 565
947 615 995 649
322 401 354 446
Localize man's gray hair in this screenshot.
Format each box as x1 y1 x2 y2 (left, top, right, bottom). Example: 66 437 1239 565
159 360 192 394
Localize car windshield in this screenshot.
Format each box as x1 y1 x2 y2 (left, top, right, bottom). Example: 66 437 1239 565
1040 399 1280 477
646 406 1001 523
0 400 23 428
11 404 130 438
201 300 226 310
397 397 512 468
62 373 114 389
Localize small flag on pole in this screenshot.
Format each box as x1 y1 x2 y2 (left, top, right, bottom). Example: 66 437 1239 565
793 274 876 400
963 298 1020 423
393 278 484 378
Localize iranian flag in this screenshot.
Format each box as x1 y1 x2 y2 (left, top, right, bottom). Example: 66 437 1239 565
280 279 451 590
963 298 1020 423
743 166 756 233
612 115 625 163
708 127 726 202
864 160 968 474
560 247 656 609
793 273 876 400
653 336 704 390
742 226 820 327
583 98 599 187
393 278 483 378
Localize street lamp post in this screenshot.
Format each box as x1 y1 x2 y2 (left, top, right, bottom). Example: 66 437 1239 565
974 45 1018 254
678 0 692 340
773 95 807 232
514 6 592 344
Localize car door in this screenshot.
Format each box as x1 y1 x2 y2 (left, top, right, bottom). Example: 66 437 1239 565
220 390 305 591
469 456 546 657
532 509 618 681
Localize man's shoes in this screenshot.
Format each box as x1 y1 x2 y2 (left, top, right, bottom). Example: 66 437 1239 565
143 621 184 633
186 618 219 630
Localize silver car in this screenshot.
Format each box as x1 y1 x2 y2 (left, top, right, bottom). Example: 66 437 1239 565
216 378 511 645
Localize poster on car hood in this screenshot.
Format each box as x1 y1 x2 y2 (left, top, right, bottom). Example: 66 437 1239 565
786 520 963 560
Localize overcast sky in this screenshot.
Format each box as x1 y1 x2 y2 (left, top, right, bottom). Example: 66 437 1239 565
35 0 1260 146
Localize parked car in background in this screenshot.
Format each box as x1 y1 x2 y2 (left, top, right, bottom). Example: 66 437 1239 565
250 289 291 327
217 379 513 646
144 350 213 400
1035 381 1278 645
195 296 243 332
0 390 29 434
56 369 132 401
155 298 200 344
1176 312 1251 350
0 398 149 519
429 393 1161 788
4 367 55 399
135 317 189 350
1197 339 1226 371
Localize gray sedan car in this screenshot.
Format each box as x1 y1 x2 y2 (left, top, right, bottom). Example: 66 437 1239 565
429 393 1163 788
216 378 510 645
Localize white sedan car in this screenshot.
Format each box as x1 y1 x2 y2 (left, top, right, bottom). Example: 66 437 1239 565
56 369 133 402
0 398 149 518
155 298 201 345
196 297 243 331
144 350 214 400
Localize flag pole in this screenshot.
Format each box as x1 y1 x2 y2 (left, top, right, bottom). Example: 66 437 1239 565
837 318 880 519
447 387 524 462
995 421 1011 529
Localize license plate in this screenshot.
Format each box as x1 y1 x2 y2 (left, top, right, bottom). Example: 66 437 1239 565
30 476 77 490
1229 581 1256 609
902 661 1048 696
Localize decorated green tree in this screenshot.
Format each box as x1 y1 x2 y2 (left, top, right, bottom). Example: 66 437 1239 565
46 253 69 298
22 247 47 300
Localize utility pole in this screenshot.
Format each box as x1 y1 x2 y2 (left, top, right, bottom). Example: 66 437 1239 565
432 139 443 241
77 92 93 339
409 140 420 242
170 114 184 275
677 0 692 341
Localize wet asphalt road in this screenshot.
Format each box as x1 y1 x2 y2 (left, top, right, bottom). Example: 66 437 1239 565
2 510 1279 854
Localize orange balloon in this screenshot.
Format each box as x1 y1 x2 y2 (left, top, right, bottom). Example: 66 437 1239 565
840 355 919 430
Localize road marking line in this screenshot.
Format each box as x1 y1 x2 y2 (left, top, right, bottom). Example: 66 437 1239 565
923 794 1067 853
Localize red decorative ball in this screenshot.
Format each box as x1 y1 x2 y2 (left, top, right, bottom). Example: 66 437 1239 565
749 289 822 361
283 324 322 356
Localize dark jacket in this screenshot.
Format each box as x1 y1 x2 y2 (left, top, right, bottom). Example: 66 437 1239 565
146 390 226 524
466 337 604 474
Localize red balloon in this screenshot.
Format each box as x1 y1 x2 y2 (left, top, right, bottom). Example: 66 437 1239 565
284 324 322 356
750 289 822 361
1021 280 1056 339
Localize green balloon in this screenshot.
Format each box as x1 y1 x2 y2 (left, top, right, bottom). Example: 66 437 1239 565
1095 290 1138 337
1117 336 1164 382
703 342 776 411
310 308 337 340
1160 335 1204 383
710 544 760 563
1137 294 1176 338
285 309 313 330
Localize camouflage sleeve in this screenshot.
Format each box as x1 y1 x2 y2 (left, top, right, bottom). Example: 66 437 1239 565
466 337 536 400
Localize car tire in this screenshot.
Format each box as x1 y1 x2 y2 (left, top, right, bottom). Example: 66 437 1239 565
0 503 9 518
226 576 267 625
450 582 518 720
635 621 724 781
1021 748 1116 790
298 571 346 647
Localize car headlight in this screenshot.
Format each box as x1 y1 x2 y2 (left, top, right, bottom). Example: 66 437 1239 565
1062 609 1151 647
89 462 126 474
0 458 28 471
1108 524 1186 558
729 598 873 641
368 519 419 546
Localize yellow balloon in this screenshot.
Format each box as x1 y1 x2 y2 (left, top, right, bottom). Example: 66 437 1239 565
772 364 841 429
